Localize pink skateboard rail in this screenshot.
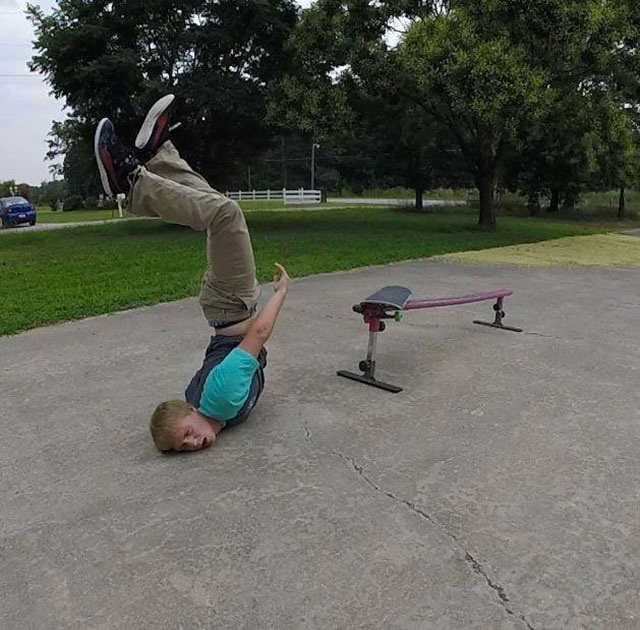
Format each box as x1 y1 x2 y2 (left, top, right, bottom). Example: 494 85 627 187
404 289 512 311
337 286 522 393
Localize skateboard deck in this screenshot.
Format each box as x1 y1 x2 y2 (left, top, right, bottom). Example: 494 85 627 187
361 286 412 311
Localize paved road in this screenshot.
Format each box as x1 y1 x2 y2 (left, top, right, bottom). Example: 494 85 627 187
2 260 639 629
0 217 144 234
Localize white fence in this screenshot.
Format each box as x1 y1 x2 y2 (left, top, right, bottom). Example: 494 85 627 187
225 188 322 205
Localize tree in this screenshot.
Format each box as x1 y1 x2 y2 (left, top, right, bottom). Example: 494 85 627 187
591 99 639 219
0 181 17 197
35 179 67 207
28 0 298 190
352 93 467 209
43 119 102 198
402 0 640 225
17 184 32 202
508 91 604 214
604 0 640 218
399 12 546 227
270 1 465 210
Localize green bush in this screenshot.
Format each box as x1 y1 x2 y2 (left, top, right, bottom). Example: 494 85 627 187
62 194 83 211
84 196 99 209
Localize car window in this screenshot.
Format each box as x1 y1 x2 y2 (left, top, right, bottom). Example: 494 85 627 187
3 197 29 205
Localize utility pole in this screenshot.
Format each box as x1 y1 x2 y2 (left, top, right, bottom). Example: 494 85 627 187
311 142 320 189
281 136 287 189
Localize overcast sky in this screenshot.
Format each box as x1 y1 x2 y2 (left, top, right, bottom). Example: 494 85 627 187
0 0 315 185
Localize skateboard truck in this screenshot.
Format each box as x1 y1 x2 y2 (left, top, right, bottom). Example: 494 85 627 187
472 296 523 333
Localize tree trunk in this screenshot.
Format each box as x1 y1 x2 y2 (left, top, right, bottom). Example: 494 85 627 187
414 186 424 211
548 188 559 213
281 136 287 189
618 186 626 219
562 191 576 212
527 191 541 216
477 173 496 229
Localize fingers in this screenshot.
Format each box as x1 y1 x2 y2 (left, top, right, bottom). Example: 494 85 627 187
273 262 289 289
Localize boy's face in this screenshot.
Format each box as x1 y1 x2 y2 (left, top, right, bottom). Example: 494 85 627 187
168 409 216 452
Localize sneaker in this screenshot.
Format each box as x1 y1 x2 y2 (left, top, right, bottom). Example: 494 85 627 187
135 93 181 161
94 118 139 197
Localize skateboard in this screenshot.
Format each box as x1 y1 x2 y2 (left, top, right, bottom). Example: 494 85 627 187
354 286 412 314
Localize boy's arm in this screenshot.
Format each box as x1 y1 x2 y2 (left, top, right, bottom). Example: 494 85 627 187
239 263 290 358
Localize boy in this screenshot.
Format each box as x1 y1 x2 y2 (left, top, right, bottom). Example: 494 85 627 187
94 94 289 453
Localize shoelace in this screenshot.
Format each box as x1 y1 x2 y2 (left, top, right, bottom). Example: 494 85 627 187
127 165 142 188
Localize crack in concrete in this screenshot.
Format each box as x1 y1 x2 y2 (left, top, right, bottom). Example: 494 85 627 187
331 450 535 630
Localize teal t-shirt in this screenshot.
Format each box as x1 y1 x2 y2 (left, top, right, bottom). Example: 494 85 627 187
198 347 260 423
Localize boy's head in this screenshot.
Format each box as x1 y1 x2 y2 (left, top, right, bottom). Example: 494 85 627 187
149 400 216 453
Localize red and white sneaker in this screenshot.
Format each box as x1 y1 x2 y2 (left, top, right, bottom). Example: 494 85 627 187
135 94 181 162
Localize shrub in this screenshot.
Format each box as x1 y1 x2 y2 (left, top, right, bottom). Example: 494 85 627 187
62 194 83 211
84 196 99 210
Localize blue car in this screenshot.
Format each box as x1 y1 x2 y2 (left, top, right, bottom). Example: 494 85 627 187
0 196 37 228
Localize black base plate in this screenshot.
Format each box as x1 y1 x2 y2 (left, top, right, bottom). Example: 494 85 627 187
337 370 403 393
473 320 523 333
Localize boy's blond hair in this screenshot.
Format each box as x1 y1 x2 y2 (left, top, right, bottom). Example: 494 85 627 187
149 400 191 452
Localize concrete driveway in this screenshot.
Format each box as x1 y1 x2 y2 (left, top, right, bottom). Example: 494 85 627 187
1 260 638 629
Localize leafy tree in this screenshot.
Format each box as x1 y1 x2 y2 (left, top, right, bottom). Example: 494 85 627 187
403 0 640 225
36 180 67 207
590 98 639 218
270 1 465 209
44 119 102 198
350 93 467 209
0 181 17 197
399 12 546 227
17 184 32 202
508 91 604 214
28 0 298 190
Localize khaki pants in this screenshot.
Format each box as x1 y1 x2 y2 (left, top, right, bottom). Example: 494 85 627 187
128 142 259 325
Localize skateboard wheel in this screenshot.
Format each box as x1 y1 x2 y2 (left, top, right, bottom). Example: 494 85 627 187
379 321 386 332
359 360 368 372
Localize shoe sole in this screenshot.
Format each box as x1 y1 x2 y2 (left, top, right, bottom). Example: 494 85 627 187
135 94 175 150
94 117 114 197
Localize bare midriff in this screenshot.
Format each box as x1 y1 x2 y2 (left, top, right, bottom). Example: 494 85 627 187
215 315 257 337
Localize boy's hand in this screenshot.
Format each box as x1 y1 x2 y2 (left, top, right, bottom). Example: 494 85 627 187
273 263 290 293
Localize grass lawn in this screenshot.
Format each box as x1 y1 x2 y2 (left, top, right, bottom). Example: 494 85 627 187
444 233 640 267
1 206 610 336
